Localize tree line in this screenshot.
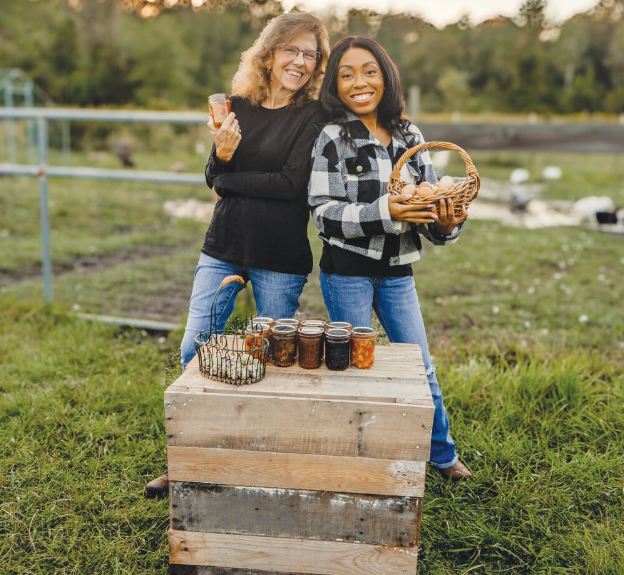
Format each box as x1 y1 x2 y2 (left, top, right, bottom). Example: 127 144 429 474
1 0 623 116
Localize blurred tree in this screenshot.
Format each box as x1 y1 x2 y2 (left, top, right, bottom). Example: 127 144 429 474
0 0 622 116
436 67 471 112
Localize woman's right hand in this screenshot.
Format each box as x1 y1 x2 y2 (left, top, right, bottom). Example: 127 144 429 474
210 112 241 162
388 194 438 224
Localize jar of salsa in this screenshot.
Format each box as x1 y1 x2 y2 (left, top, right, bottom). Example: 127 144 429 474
298 327 324 369
271 325 297 367
208 93 231 129
325 328 351 371
327 321 352 332
245 322 271 360
350 327 377 369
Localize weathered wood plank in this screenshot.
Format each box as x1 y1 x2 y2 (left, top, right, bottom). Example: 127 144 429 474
168 530 418 575
165 393 432 460
170 566 325 575
170 344 430 404
170 482 420 547
167 447 426 497
169 372 432 405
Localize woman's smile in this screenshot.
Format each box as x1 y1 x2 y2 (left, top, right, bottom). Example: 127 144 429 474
337 47 384 119
350 92 375 103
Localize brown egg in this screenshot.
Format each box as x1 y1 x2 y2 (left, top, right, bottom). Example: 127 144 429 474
438 175 454 189
418 181 434 190
402 184 418 197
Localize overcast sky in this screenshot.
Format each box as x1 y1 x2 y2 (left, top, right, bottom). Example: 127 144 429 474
280 0 601 27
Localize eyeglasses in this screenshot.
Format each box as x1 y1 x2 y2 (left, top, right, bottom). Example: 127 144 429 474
274 43 320 63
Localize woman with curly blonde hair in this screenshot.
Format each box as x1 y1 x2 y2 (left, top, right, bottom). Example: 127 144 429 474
145 12 329 498
232 12 328 108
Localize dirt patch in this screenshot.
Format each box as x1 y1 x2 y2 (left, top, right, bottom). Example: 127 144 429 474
0 245 185 288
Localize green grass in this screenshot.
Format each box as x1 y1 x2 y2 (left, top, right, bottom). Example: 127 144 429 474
1 219 623 574
1 144 623 573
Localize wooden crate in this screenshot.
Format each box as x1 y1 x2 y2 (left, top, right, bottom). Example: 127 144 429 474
166 343 434 575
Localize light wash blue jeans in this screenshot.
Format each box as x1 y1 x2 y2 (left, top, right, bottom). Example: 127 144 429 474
180 253 307 369
320 271 458 469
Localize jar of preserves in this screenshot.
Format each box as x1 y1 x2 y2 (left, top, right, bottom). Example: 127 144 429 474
325 328 351 371
208 93 231 129
326 321 352 332
350 327 377 369
245 322 271 360
271 325 297 367
298 327 324 369
252 316 275 328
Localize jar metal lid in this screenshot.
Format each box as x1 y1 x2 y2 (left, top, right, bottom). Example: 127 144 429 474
271 324 297 334
325 328 351 340
352 327 377 336
246 322 271 333
252 316 274 324
275 318 299 325
298 327 324 336
327 321 352 331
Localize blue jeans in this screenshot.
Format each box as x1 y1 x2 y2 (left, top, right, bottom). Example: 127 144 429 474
180 253 307 369
320 271 458 469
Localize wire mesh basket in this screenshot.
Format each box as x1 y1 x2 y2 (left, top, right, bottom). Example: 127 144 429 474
387 141 481 218
194 275 269 385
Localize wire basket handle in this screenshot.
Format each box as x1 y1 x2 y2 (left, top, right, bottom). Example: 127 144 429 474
221 275 246 288
390 141 481 193
210 275 247 333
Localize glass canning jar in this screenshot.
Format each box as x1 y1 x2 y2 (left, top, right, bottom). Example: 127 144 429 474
350 327 377 369
245 322 271 360
324 328 351 371
252 316 275 328
298 327 324 369
300 319 326 330
275 318 300 328
326 321 352 332
271 325 297 367
208 93 231 129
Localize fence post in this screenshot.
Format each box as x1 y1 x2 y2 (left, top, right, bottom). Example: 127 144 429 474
37 116 53 303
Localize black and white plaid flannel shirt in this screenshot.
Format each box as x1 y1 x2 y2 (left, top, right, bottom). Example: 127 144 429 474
308 113 464 266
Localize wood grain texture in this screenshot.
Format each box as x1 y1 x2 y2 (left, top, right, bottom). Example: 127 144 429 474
170 482 421 547
169 567 325 575
168 530 418 575
167 447 426 497
165 393 432 460
169 344 430 405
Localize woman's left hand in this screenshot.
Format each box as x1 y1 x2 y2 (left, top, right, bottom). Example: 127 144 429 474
432 198 468 236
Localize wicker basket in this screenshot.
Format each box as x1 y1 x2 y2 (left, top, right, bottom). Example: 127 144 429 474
387 141 481 218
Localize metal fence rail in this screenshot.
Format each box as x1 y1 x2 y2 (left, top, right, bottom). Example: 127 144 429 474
1 107 209 329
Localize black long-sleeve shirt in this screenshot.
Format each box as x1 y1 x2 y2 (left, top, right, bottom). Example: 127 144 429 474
203 96 326 275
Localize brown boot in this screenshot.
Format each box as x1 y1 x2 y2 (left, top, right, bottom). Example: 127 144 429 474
438 460 472 481
144 471 169 498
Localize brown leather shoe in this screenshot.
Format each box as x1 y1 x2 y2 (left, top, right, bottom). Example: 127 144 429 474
438 460 472 481
144 471 169 498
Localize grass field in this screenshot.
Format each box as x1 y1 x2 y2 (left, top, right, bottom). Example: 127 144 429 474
1 144 623 573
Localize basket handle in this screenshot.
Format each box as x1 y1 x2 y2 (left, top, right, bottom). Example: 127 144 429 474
391 141 480 189
221 275 246 288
